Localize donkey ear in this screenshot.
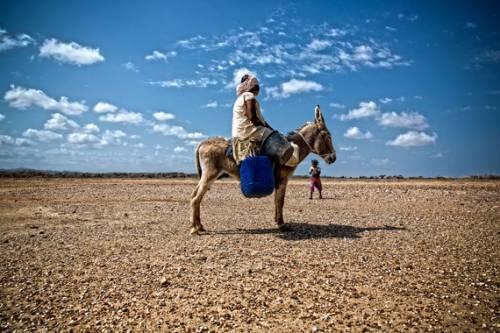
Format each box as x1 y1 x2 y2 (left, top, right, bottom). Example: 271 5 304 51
314 105 324 124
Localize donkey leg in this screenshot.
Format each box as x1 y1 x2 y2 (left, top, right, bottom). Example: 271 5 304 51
190 179 209 235
191 183 200 199
274 177 289 230
190 171 220 235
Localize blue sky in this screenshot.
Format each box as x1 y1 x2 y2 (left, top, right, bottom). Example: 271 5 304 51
0 1 499 176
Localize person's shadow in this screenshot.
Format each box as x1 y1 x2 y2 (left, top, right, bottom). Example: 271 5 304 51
210 222 406 241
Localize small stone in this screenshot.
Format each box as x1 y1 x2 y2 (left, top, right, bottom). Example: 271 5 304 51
160 277 169 287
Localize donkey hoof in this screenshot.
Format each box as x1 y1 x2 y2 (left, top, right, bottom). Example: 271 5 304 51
190 227 200 235
198 225 206 232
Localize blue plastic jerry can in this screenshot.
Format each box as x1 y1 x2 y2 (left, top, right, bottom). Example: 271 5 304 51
239 156 275 198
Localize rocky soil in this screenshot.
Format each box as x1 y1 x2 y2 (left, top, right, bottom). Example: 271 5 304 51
0 178 498 332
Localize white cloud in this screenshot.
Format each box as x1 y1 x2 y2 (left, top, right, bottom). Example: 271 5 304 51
339 101 380 120
99 130 127 146
266 79 323 99
379 97 392 104
465 22 477 29
0 113 5 121
93 102 118 113
386 131 437 147
0 134 14 145
252 53 284 65
133 143 144 148
336 101 430 130
22 128 63 142
4 85 88 115
14 138 34 146
149 78 217 88
202 101 218 108
0 29 34 52
99 110 143 124
177 35 206 49
307 39 332 51
44 113 80 130
337 44 409 70
174 146 187 153
225 46 286 67
378 111 428 130
329 102 346 109
123 61 139 72
371 158 389 166
39 38 104 65
153 112 175 121
153 123 206 139
326 28 347 37
282 79 323 95
432 152 443 158
474 49 500 64
146 51 166 61
145 50 176 61
385 26 397 32
149 80 182 88
185 140 201 146
83 123 100 133
67 132 99 144
0 135 34 146
344 126 373 140
339 146 358 151
166 19 409 82
398 13 419 21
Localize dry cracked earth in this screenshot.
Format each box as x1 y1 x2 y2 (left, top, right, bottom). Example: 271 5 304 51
0 178 498 332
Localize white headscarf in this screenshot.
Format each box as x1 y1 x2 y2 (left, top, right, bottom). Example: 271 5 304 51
236 74 259 96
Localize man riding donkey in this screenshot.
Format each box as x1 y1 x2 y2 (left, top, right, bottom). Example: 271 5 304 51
231 74 293 183
189 72 336 235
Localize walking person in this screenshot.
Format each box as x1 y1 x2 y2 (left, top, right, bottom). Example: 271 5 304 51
309 159 323 199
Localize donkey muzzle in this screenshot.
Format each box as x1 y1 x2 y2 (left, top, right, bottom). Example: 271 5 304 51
326 153 336 164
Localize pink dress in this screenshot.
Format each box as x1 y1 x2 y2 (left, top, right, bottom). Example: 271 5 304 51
309 167 322 191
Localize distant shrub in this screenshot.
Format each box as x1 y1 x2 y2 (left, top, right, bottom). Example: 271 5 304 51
0 169 197 179
467 174 500 180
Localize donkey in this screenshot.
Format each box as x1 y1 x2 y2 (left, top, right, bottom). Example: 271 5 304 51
190 105 336 235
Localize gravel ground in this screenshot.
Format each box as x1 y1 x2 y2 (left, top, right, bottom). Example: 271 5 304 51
0 178 498 332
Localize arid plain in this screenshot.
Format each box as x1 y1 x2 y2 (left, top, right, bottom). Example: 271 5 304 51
0 178 498 332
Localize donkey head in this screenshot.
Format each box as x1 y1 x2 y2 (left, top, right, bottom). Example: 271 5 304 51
301 105 336 164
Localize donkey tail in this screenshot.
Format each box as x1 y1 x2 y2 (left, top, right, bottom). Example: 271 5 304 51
194 143 202 178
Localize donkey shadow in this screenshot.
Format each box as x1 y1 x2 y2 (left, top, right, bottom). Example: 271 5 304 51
211 222 406 241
